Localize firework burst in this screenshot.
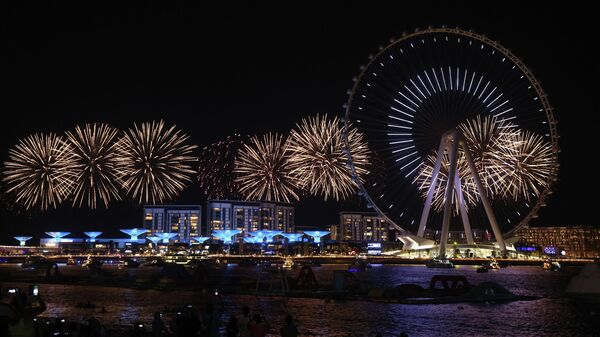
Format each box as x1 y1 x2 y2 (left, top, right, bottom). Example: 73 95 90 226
197 134 245 200
116 120 197 204
287 114 370 201
415 115 519 212
65 123 122 208
2 133 75 210
234 133 299 203
493 131 554 201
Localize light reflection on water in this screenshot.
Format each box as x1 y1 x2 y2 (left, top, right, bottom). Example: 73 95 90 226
3 264 598 336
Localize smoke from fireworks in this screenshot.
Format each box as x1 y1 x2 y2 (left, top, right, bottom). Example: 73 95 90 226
65 123 122 209
198 134 245 200
116 120 197 204
287 114 370 201
2 133 75 210
234 133 299 203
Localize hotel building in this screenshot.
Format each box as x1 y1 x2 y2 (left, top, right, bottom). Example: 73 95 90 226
339 212 389 242
143 205 202 242
207 200 294 234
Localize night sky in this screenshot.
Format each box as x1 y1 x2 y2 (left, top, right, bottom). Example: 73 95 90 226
1 3 597 243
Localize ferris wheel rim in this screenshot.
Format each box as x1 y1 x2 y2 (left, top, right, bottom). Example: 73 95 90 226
343 27 559 237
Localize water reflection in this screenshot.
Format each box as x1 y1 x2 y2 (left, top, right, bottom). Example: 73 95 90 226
2 264 598 336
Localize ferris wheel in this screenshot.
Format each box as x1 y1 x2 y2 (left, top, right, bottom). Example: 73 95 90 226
343 28 559 255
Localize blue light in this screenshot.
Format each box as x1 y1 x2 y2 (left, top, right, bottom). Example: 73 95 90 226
84 232 103 242
262 230 283 242
14 236 32 246
45 232 70 243
192 237 211 244
212 230 242 244
147 236 162 244
120 228 147 241
303 231 330 241
279 233 304 242
248 231 269 243
243 237 261 244
156 232 177 243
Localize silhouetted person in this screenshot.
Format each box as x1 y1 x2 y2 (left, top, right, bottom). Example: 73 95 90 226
248 314 269 337
7 290 46 337
238 306 251 337
226 315 239 337
152 311 169 337
280 314 298 337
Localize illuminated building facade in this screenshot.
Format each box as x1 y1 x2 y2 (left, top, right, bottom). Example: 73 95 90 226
339 212 389 242
422 229 492 244
516 226 600 259
143 205 201 243
207 200 294 234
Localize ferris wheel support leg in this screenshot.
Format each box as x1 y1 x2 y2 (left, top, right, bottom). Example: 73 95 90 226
438 133 459 258
460 139 507 256
454 170 475 245
417 142 445 238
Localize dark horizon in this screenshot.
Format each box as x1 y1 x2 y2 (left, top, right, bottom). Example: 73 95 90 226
1 3 598 244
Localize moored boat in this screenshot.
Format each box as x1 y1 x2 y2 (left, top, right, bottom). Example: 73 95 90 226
425 258 454 268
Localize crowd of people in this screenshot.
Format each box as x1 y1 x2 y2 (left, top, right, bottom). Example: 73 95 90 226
1 284 409 336
148 304 299 337
0 283 301 337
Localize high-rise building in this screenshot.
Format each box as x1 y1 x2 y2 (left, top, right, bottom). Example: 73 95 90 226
207 200 294 234
143 205 201 242
516 226 600 259
339 212 389 242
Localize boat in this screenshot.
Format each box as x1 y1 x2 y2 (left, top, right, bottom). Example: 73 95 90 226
476 266 488 273
125 259 140 268
164 254 190 265
348 256 372 272
282 257 296 270
425 258 455 268
257 260 272 268
21 256 55 270
542 260 561 271
380 275 539 304
143 258 165 267
481 260 500 270
82 257 103 269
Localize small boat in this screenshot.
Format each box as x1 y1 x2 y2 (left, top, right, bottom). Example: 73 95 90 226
82 257 103 269
425 258 454 268
348 257 372 272
282 257 296 270
125 259 140 268
257 260 272 268
21 256 55 270
143 258 165 267
543 260 561 271
476 266 488 273
481 260 500 270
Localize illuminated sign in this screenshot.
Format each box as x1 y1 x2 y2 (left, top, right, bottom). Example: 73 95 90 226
543 246 557 255
367 243 382 248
